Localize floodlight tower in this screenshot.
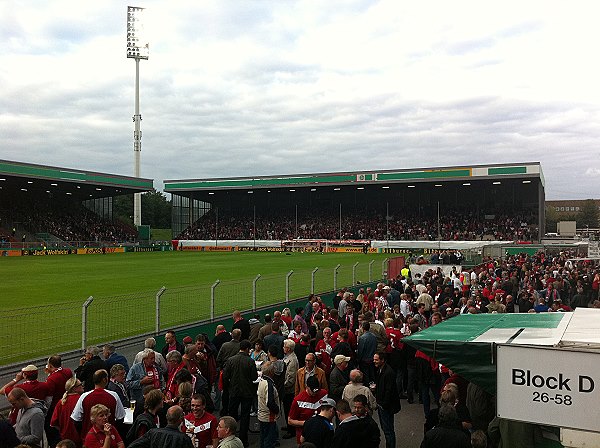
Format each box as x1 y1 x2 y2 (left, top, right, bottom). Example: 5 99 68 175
126 6 149 227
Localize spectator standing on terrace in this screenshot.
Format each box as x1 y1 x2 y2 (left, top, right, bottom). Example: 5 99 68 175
352 394 381 447
103 345 129 374
248 314 262 344
71 369 125 439
294 307 309 334
300 397 335 448
129 405 193 448
50 377 83 446
213 325 232 353
126 349 164 403
342 369 377 411
232 310 251 341
128 388 164 443
216 416 244 448
263 322 286 359
161 330 185 360
357 322 377 385
183 394 218 448
133 338 167 376
165 351 186 401
295 353 327 396
1 364 50 425
258 315 274 341
373 352 400 448
45 354 74 432
328 355 350 403
75 347 106 392
330 399 360 448
107 365 130 408
282 339 299 440
222 340 257 448
257 361 280 448
8 387 46 448
288 376 328 445
195 334 218 389
82 404 124 448
273 310 290 336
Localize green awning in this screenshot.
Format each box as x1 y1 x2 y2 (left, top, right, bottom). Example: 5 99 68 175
404 313 570 394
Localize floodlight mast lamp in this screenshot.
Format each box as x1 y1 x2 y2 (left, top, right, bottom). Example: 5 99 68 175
126 6 149 227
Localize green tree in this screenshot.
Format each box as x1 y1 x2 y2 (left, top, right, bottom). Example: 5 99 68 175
141 189 171 228
113 194 134 226
578 199 599 228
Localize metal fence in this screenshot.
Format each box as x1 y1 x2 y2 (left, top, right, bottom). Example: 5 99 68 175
1 259 388 367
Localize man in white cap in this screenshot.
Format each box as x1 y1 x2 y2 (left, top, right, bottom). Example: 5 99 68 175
0 365 51 423
328 355 350 403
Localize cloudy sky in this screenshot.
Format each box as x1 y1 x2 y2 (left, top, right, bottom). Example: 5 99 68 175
1 0 600 199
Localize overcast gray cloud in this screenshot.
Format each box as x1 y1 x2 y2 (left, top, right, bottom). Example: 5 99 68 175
1 0 600 199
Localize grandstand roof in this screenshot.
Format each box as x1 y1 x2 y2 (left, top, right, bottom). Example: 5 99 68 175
164 162 544 195
0 159 153 200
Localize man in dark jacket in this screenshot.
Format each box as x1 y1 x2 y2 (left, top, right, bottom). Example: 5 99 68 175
161 330 186 359
232 310 251 341
222 340 258 447
421 404 470 448
373 352 400 448
129 405 193 448
329 355 350 402
75 346 106 392
263 322 285 358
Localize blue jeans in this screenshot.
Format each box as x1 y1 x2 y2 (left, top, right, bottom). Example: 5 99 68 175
378 406 396 448
259 421 277 448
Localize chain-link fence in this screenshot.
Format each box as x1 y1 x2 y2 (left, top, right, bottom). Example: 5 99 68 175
2 259 387 366
2 301 82 365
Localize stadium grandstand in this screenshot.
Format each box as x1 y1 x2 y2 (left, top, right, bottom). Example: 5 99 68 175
0 159 153 248
165 162 545 244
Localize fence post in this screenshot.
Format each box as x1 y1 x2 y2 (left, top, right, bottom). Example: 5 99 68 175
333 264 341 291
211 280 220 321
155 286 166 335
311 267 319 295
253 274 261 311
285 270 293 303
81 296 94 351
382 258 389 280
369 260 375 281
352 262 359 285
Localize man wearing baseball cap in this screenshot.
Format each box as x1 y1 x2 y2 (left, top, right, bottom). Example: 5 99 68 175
287 376 327 444
329 355 350 402
301 397 335 448
0 365 50 424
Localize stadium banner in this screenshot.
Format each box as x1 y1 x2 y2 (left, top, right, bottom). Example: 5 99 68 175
22 248 77 256
326 247 377 253
1 250 22 257
204 246 233 252
76 247 126 255
237 246 285 252
126 245 168 253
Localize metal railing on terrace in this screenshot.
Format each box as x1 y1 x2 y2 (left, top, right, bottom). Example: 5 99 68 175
1 259 388 367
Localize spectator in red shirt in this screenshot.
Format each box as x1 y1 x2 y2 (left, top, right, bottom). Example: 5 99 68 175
50 377 83 447
288 376 328 444
184 394 218 448
83 404 124 448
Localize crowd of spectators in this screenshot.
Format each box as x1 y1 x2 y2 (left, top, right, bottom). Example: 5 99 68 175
178 209 538 242
1 205 137 245
2 250 597 448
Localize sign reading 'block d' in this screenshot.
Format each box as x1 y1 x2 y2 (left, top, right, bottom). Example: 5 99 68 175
497 345 600 433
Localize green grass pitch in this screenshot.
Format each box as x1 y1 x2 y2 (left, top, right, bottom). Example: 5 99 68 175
0 251 390 365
